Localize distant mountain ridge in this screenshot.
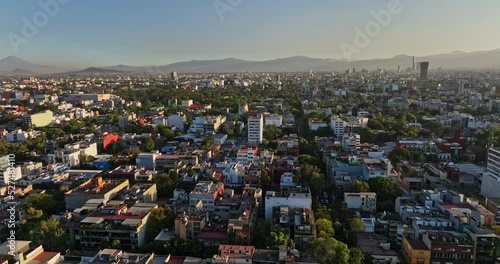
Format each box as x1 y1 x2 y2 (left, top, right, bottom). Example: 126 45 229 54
1 48 500 75
0 56 66 74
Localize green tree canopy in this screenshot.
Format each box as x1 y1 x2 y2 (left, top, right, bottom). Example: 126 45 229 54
307 237 350 264
155 171 179 198
265 231 295 250
31 218 66 252
140 137 156 152
316 218 335 238
348 180 370 193
348 248 365 264
348 218 365 233
388 147 411 164
22 193 56 213
145 207 175 243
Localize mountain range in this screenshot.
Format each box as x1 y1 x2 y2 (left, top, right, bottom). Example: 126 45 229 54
1 49 500 75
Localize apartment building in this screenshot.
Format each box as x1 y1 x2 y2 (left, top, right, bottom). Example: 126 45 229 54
76 202 156 251
247 114 263 144
65 177 129 210
189 181 224 211
264 187 311 221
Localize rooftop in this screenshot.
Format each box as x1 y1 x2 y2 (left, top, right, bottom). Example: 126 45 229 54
218 245 255 260
407 238 429 251
357 232 397 257
66 177 128 195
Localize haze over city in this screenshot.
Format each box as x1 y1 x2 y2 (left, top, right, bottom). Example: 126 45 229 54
1 0 500 67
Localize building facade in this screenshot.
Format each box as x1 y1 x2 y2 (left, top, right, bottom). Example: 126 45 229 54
247 114 263 144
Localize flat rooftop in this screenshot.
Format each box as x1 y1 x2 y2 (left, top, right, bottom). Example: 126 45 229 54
408 239 429 251
66 178 128 195
357 232 397 257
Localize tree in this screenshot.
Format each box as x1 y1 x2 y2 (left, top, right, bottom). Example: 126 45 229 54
201 137 214 149
367 177 399 201
388 148 411 164
110 240 121 249
157 125 175 140
263 125 283 141
22 193 56 213
310 170 325 196
155 172 179 198
307 237 350 264
299 154 317 166
316 218 335 238
492 225 500 236
423 121 443 137
265 231 295 249
32 218 66 252
105 141 124 154
26 207 43 221
252 220 272 249
348 180 370 192
298 137 315 156
260 169 272 191
140 137 156 152
299 163 324 195
313 204 332 221
145 207 175 243
349 248 365 264
348 218 365 233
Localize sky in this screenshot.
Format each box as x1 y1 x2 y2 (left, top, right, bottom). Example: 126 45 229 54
1 0 499 68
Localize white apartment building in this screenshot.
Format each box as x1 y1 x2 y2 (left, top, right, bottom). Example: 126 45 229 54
342 133 361 150
236 147 258 163
247 114 263 144
47 142 98 167
222 163 247 186
167 113 186 131
481 147 500 197
264 114 283 127
4 129 40 143
189 181 224 211
308 118 329 131
264 188 312 221
189 115 226 134
344 192 377 212
135 151 161 170
330 115 346 137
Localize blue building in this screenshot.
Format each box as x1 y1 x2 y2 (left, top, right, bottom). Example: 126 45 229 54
92 159 111 171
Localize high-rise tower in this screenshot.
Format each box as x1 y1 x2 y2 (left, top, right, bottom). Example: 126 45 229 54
419 62 429 80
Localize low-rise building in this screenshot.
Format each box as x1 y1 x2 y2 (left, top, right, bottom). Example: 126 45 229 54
189 181 224 211
0 240 63 264
65 177 129 210
402 236 431 264
264 114 283 127
76 202 156 251
135 151 160 170
213 245 255 264
358 232 399 264
264 187 311 221
174 210 206 241
344 192 377 212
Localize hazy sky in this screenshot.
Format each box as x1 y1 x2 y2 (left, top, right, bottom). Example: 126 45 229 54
1 0 499 67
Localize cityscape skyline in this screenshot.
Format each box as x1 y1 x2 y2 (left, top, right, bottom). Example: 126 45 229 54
1 0 500 67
